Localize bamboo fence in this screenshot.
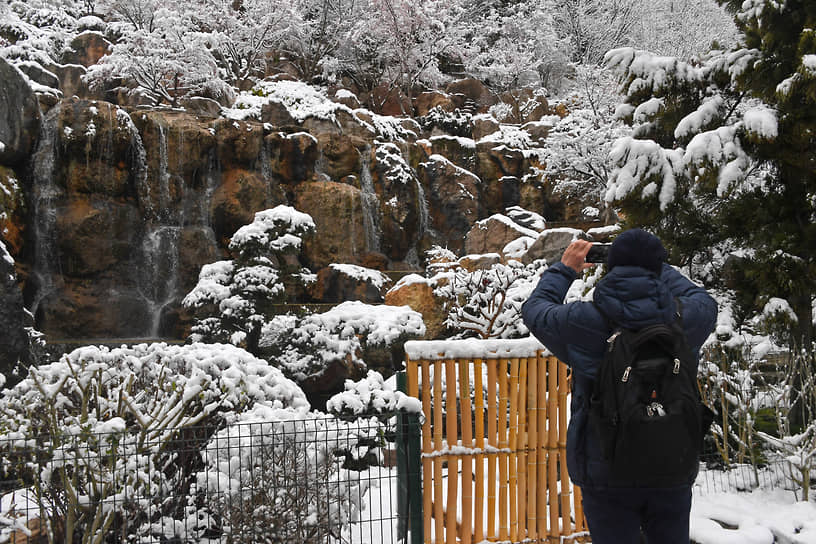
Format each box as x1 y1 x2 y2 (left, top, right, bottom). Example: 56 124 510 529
405 339 588 544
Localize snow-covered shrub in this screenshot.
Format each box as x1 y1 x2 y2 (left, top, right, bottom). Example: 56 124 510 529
184 206 316 353
420 106 472 138
0 342 307 543
434 260 541 339
327 370 422 419
698 342 762 468
258 302 425 382
181 405 371 544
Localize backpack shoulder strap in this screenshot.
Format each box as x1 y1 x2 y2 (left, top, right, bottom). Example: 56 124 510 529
592 301 616 333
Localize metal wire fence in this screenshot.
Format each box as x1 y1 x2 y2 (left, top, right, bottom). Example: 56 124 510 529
0 411 803 544
0 412 422 544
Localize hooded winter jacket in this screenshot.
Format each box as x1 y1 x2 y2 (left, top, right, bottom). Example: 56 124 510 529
521 261 717 489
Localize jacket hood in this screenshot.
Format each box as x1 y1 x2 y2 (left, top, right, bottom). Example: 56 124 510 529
593 264 676 329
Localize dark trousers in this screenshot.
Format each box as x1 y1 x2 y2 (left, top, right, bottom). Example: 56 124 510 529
581 485 692 544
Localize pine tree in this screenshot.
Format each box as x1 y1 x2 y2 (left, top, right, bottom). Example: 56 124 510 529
604 0 816 351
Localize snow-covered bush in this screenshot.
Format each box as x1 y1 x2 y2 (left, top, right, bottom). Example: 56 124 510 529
434 260 541 339
420 106 472 138
0 342 307 544
259 302 425 382
327 370 421 419
184 206 316 353
185 405 372 544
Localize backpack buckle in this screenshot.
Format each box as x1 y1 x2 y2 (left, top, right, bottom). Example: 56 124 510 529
621 366 631 382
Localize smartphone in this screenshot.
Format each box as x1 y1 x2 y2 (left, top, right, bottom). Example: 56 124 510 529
585 243 611 263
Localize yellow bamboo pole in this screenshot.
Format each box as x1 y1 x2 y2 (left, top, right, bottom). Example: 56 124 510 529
473 359 485 543
537 353 547 536
421 361 433 544
548 356 559 540
433 359 444 543
517 358 529 540
558 361 572 538
574 485 587 541
487 359 498 539
498 359 509 541
507 358 520 542
445 360 458 544
459 358 473 544
526 354 538 538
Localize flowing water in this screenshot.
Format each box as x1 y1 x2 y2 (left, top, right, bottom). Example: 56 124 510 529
358 147 382 253
27 108 64 322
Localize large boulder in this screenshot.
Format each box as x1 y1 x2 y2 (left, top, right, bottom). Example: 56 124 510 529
0 58 41 166
210 168 281 242
309 264 391 303
62 31 112 67
384 274 448 339
445 78 497 113
417 154 481 254
464 213 538 257
521 227 587 265
371 143 421 262
266 131 319 184
294 181 371 269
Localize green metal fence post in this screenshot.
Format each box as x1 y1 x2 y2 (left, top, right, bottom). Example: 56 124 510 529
406 408 423 544
396 371 409 541
397 370 423 544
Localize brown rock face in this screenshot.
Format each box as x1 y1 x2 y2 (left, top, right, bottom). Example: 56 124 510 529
309 265 390 303
464 214 536 257
367 84 412 116
0 166 25 255
315 133 366 181
417 155 481 254
0 57 41 166
63 32 112 67
445 78 497 113
294 181 370 269
414 91 455 117
210 169 280 242
266 131 318 184
56 198 141 277
384 276 447 339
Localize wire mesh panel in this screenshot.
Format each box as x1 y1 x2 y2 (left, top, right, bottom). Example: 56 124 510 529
404 339 589 544
0 414 417 543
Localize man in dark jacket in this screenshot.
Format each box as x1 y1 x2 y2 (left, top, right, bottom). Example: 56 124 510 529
521 229 717 544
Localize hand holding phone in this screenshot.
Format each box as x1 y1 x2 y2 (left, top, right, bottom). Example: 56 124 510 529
585 243 611 264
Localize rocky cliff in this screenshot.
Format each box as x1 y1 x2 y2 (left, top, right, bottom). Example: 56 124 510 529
0 55 597 341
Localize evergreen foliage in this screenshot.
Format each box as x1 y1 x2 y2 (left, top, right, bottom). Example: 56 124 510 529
605 0 816 350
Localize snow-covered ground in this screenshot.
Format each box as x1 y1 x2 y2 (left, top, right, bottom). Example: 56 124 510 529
345 465 816 544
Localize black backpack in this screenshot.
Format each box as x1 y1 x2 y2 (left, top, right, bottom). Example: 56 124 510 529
589 301 712 487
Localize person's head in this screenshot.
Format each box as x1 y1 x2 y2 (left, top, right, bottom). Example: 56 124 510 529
607 228 667 274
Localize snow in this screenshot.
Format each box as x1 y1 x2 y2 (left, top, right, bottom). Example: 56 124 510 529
743 106 779 139
429 134 476 148
675 96 724 139
477 124 533 149
306 301 426 346
329 263 391 289
404 336 547 360
229 205 315 254
691 490 816 543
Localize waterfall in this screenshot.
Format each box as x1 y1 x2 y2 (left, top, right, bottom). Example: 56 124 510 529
405 177 432 267
138 226 181 337
28 108 64 322
358 147 382 253
134 118 221 338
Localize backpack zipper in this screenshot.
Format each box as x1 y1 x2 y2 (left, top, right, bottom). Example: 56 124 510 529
673 358 681 374
622 366 631 382
607 330 622 352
